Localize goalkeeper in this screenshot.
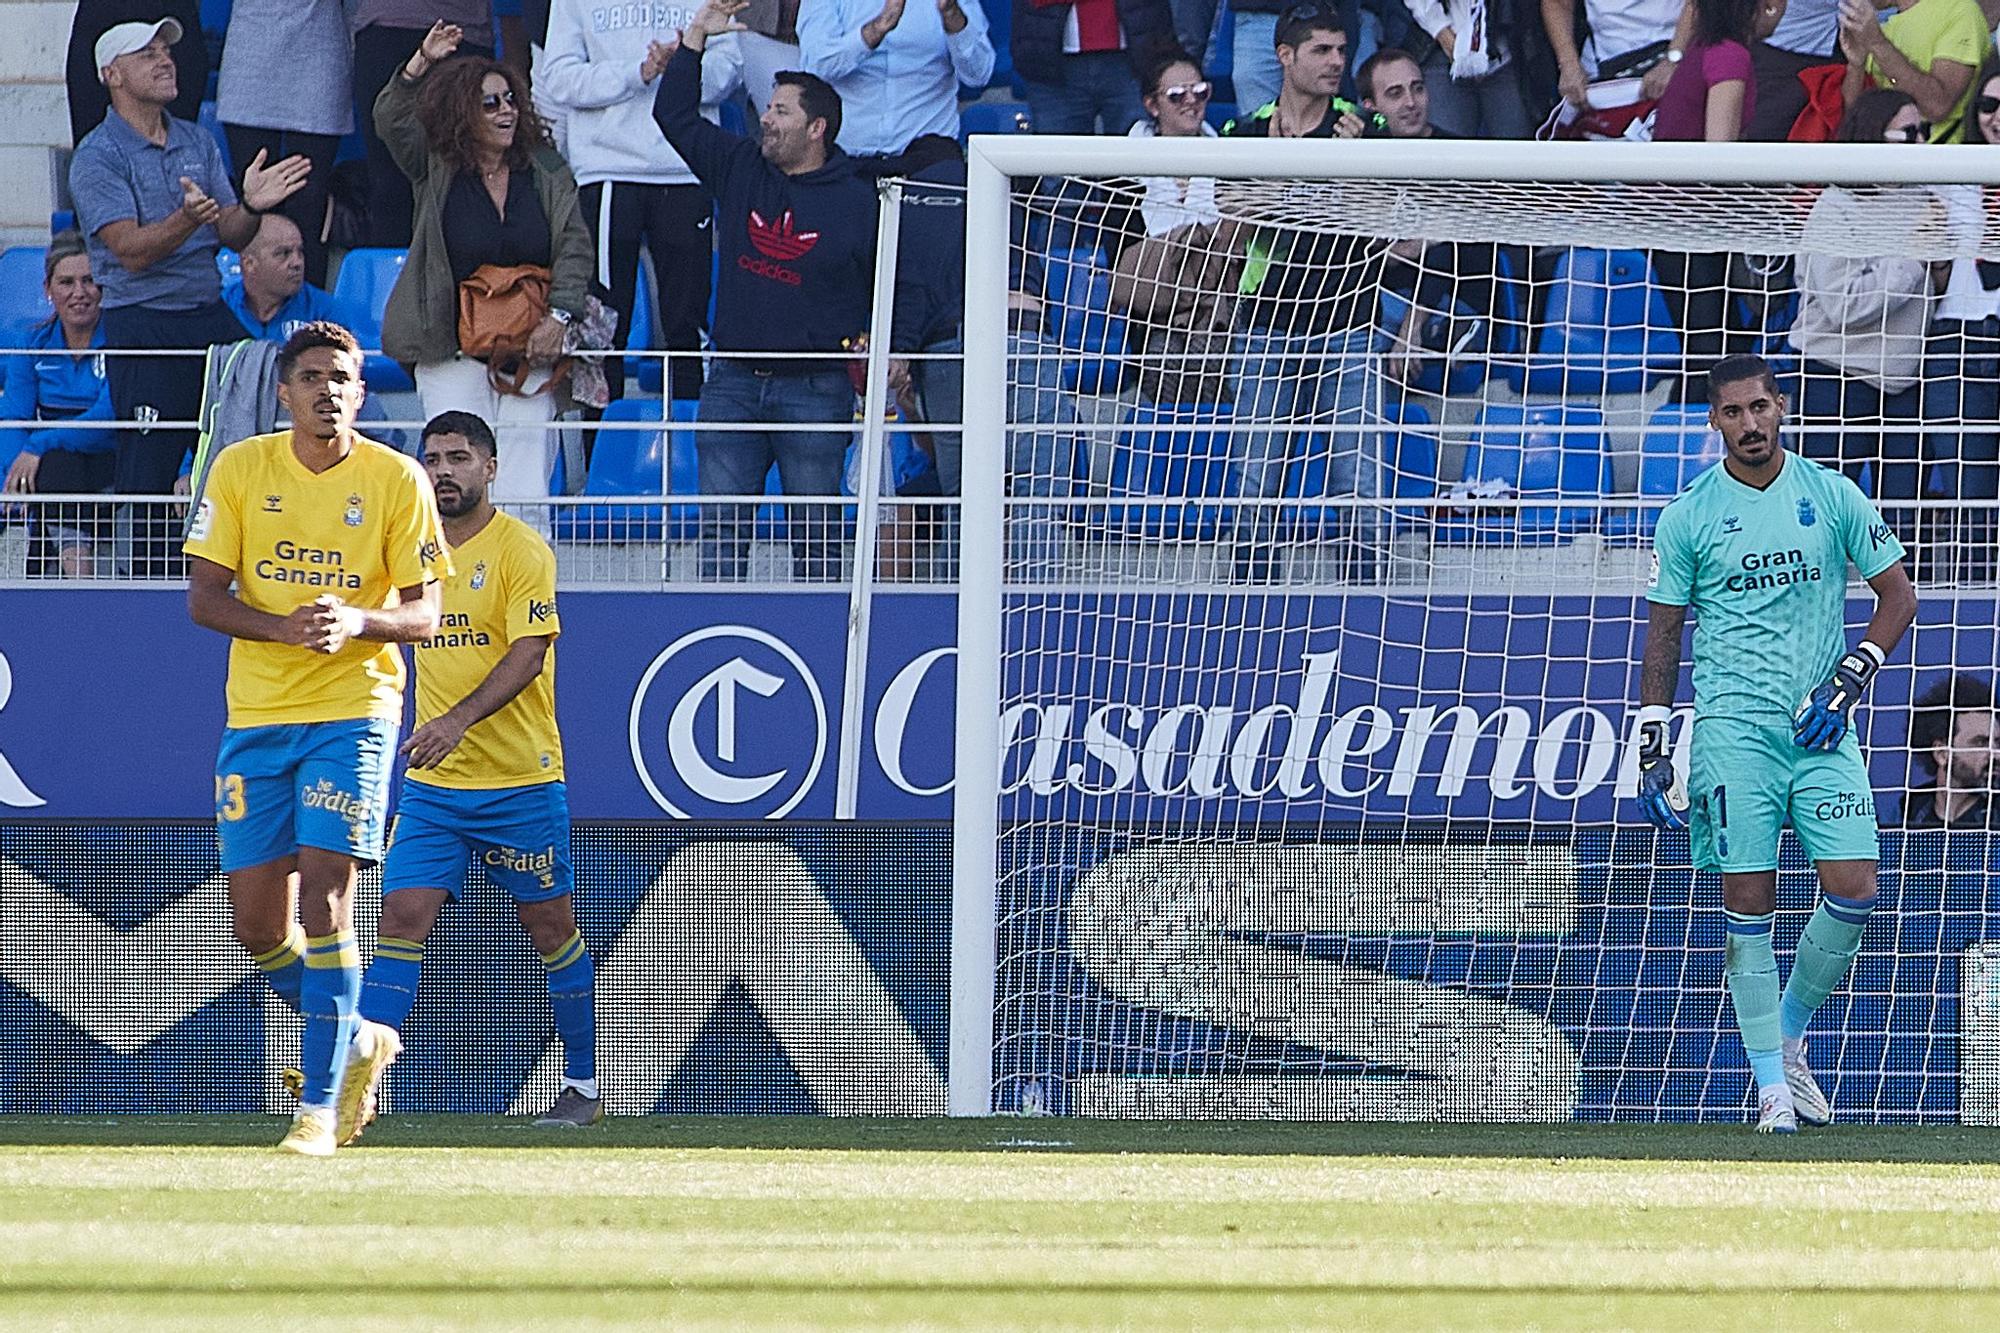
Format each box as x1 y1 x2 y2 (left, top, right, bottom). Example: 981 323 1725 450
1635 354 1916 1134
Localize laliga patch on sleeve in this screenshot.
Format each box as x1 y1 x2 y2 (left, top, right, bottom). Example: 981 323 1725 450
1647 548 1660 589
188 497 214 542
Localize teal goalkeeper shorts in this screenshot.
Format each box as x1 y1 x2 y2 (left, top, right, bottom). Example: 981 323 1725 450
1687 715 1880 872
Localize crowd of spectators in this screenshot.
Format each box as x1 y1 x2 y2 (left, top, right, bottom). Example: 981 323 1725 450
10 0 2000 581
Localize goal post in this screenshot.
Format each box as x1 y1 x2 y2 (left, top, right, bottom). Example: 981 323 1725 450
951 137 2000 1122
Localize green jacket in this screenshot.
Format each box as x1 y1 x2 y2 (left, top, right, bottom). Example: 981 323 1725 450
372 69 594 368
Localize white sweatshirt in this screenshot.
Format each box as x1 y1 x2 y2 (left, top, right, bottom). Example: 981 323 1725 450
540 0 738 188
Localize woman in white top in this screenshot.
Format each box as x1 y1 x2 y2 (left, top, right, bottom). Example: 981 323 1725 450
1109 45 1240 406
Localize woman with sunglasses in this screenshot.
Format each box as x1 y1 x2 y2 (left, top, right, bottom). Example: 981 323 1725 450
1788 89 1949 563
1916 53 2000 579
374 20 594 507
1109 45 1241 407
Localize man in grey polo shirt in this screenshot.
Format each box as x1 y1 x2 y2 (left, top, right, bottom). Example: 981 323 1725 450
68 16 309 575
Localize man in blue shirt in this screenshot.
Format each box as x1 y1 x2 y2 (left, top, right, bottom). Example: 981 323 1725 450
67 17 310 576
222 214 363 343
796 0 994 173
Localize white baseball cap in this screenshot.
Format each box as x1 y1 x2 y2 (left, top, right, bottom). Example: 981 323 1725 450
95 18 184 81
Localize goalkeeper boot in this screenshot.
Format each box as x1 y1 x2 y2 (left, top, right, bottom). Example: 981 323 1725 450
277 1106 337 1158
1756 1084 1799 1135
1783 1037 1833 1127
533 1086 604 1129
334 1020 402 1147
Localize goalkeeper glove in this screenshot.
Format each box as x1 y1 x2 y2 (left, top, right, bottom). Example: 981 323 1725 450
1635 707 1686 831
1793 641 1885 752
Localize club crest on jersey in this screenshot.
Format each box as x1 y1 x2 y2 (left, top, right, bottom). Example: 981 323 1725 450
1797 498 1817 527
1722 515 1741 534
470 560 488 590
344 493 364 527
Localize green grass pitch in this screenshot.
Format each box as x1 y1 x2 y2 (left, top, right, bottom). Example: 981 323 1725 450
5 1117 2000 1330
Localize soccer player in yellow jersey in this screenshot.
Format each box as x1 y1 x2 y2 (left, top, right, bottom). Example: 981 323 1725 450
183 322 450 1156
350 411 600 1129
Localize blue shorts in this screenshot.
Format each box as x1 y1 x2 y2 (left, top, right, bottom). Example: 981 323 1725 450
381 779 573 903
214 719 398 872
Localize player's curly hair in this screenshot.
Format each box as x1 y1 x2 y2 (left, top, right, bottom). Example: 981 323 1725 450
416 56 552 174
276 321 362 381
1910 673 1996 773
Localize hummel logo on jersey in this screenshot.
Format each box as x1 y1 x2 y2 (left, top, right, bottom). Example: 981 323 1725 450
263 494 283 513
1722 515 1741 534
748 210 819 260
1797 498 1817 527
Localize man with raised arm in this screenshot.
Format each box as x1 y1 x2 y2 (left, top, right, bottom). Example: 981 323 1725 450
1635 353 1916 1133
185 322 449 1156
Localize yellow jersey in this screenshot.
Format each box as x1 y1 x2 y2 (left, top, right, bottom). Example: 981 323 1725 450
409 508 563 789
184 431 451 729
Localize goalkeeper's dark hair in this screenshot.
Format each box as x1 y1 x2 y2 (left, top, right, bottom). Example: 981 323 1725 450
1704 353 1779 405
276 321 362 382
1275 2 1347 50
1910 673 1997 772
422 410 498 458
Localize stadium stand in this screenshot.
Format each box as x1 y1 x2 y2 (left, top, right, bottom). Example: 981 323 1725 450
0 248 52 332
329 248 414 393
551 397 698 544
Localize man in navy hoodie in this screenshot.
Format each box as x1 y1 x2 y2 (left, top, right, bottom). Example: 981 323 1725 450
653 0 878 582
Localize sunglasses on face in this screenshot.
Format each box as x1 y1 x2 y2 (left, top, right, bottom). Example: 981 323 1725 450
481 90 518 112
1978 95 2000 117
1160 81 1213 104
1884 122 1929 143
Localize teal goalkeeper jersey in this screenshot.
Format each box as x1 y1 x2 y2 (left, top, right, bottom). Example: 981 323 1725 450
1647 452 1905 724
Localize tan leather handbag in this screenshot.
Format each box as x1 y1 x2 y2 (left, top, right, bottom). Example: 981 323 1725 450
457 263 569 395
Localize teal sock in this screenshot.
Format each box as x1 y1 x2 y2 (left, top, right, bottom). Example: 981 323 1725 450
1724 910 1785 1091
1781 892 1875 1041
359 936 425 1032
300 931 361 1109
541 931 597 1087
251 923 306 1013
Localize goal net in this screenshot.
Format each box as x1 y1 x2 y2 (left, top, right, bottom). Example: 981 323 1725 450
949 139 2000 1123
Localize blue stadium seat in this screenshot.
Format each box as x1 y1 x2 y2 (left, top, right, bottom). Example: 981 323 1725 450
1206 101 1239 131
197 101 233 179
1381 248 1528 397
551 398 699 543
1606 403 1726 537
1102 400 1236 539
983 0 1014 90
1287 397 1438 535
961 101 1032 138
1512 249 1680 396
49 210 74 235
716 100 750 138
200 0 232 36
1040 247 1126 394
1442 403 1609 543
0 246 52 332
330 248 414 392
216 248 240 285
626 275 661 393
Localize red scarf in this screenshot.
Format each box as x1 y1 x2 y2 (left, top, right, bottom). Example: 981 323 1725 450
1031 0 1123 52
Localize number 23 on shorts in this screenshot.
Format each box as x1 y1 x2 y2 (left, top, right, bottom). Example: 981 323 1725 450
215 774 247 822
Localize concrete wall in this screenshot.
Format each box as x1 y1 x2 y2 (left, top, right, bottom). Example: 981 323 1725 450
0 1 76 249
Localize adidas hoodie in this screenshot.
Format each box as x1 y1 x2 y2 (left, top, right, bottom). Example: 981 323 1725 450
540 0 735 187
653 43 878 363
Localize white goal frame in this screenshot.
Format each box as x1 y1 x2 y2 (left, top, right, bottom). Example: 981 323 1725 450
947 137 2000 1117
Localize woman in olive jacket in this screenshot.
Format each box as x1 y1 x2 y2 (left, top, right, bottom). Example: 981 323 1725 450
375 20 594 503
